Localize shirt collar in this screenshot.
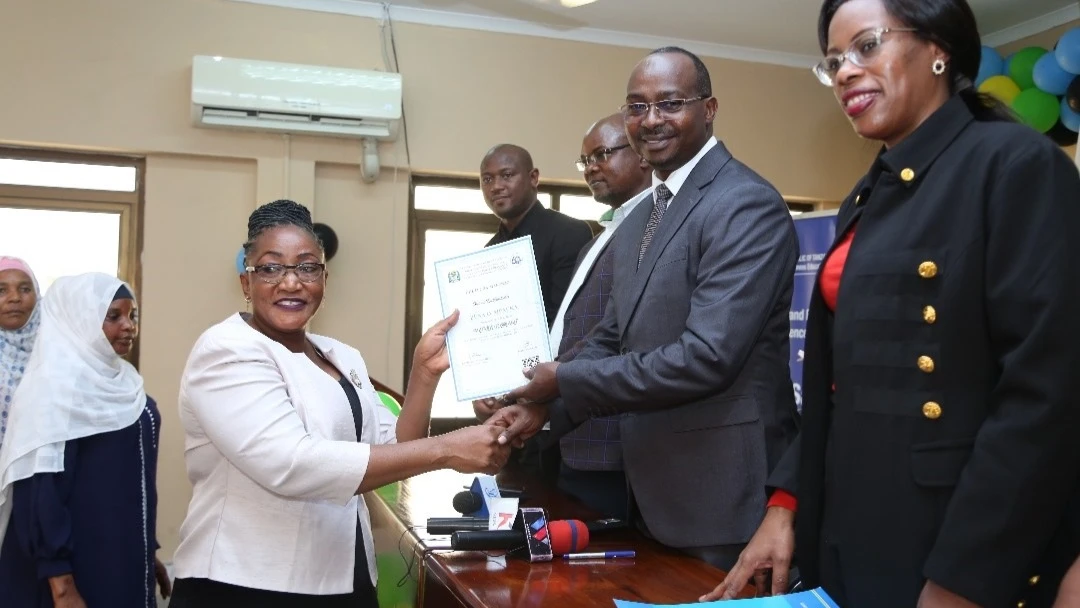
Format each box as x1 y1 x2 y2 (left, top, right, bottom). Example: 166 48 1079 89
652 136 718 199
877 95 974 188
601 187 651 226
497 200 543 237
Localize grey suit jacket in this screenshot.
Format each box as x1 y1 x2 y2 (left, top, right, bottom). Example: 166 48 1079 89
550 142 800 548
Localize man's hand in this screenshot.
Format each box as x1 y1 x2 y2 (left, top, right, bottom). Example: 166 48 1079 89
472 397 502 422
917 580 980 608
502 362 561 405
485 403 549 447
700 506 795 601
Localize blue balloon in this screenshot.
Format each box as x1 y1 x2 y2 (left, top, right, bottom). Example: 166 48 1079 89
976 45 1004 86
1003 52 1016 77
235 247 246 275
1061 97 1080 133
1033 51 1076 95
1057 28 1080 75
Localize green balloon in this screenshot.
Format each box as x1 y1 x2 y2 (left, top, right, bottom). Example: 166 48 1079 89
1011 88 1061 133
377 391 401 416
1008 47 1047 91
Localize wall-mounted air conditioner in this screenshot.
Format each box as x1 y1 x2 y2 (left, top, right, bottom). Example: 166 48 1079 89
191 55 402 141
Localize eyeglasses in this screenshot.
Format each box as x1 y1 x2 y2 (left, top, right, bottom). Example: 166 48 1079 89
575 144 632 172
245 263 326 284
619 96 708 119
812 27 918 86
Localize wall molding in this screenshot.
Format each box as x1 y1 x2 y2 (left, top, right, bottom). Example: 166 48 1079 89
981 4 1079 48
231 0 1079 67
228 0 821 68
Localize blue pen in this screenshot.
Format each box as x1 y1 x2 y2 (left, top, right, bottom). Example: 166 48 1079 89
563 550 635 560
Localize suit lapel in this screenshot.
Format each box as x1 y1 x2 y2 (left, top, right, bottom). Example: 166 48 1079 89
620 144 731 332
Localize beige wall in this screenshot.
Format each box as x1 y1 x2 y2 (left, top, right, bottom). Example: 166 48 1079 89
9 0 1070 558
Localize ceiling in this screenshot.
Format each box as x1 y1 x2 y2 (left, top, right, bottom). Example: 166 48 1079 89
234 0 1080 67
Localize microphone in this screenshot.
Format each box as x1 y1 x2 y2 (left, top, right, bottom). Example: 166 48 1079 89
452 475 502 517
451 518 589 555
425 517 490 535
452 490 484 515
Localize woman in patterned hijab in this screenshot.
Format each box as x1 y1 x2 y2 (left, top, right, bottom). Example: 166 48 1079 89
0 257 41 450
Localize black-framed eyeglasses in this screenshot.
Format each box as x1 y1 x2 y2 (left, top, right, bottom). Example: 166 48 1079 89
245 263 326 284
812 26 918 86
619 96 708 119
575 144 632 172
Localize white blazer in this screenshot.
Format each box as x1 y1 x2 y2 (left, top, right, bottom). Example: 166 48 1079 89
171 313 397 594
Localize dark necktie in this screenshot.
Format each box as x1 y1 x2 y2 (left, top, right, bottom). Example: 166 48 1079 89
638 183 672 268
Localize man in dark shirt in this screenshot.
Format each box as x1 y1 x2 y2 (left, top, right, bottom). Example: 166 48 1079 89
479 144 592 481
480 144 593 327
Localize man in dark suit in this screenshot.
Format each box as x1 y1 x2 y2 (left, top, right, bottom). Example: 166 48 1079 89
479 143 593 481
487 47 800 571
480 144 593 327
477 114 652 518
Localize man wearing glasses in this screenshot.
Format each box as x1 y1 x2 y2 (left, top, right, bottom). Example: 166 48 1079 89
488 47 800 572
477 113 652 518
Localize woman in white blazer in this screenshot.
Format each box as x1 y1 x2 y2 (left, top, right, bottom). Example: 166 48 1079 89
169 200 510 608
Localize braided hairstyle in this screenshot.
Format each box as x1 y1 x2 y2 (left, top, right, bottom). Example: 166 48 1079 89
242 199 324 264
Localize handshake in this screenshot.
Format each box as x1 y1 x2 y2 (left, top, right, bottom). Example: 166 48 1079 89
437 360 560 477
471 360 563 448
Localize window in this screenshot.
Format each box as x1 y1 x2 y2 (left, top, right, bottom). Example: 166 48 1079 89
0 148 143 359
559 193 609 222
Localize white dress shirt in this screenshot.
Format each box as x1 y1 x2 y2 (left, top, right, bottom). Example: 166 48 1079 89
548 188 650 354
171 313 397 594
652 136 718 203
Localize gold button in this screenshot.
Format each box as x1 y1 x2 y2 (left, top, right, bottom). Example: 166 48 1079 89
901 168 915 182
1018 601 1026 608
918 261 938 278
1029 575 1040 586
923 305 937 324
918 356 935 373
854 194 862 205
922 401 942 419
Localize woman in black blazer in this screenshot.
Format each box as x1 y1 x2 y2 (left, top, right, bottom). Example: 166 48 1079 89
704 0 1080 607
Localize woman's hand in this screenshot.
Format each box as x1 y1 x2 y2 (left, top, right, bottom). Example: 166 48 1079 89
412 311 460 381
439 424 512 474
48 575 88 608
155 556 173 599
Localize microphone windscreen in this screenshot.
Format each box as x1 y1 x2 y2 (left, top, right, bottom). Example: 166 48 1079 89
548 519 589 555
452 490 482 514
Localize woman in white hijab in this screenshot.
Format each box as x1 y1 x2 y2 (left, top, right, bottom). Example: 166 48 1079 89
0 273 169 608
0 256 41 451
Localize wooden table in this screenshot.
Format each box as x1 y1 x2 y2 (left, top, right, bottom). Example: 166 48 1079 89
368 467 753 607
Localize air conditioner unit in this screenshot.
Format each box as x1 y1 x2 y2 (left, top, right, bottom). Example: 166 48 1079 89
191 55 402 140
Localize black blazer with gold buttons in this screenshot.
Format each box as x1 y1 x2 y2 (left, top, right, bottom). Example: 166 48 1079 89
769 96 1080 608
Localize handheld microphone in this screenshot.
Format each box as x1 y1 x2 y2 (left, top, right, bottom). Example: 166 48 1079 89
452 475 502 518
451 518 589 555
425 517 490 535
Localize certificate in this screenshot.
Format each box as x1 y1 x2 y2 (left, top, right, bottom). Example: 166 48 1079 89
434 236 552 401
614 587 839 608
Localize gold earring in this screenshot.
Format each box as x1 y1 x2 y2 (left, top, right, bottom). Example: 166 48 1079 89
245 296 251 312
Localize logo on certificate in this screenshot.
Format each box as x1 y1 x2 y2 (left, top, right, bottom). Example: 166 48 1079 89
447 270 461 283
511 255 522 265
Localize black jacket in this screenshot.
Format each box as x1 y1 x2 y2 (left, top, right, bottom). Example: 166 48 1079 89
769 96 1080 608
